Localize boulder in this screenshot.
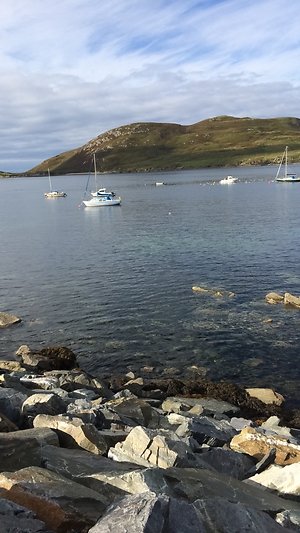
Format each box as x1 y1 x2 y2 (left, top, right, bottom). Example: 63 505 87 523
161 396 239 417
0 497 51 533
192 497 292 533
163 466 300 514
89 492 290 533
175 416 237 446
105 398 162 428
0 427 59 471
246 388 284 406
265 292 284 304
19 374 61 390
0 411 19 432
0 387 29 426
284 292 300 308
22 393 67 424
108 426 199 469
192 286 235 298
0 466 107 532
195 447 255 479
33 414 108 455
0 312 21 327
248 463 300 497
41 444 162 498
230 427 300 465
0 360 25 372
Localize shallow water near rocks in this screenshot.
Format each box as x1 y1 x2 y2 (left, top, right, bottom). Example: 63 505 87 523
0 166 299 404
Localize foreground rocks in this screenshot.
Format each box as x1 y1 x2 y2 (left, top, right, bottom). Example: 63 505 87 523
265 291 300 308
0 311 21 327
0 344 299 532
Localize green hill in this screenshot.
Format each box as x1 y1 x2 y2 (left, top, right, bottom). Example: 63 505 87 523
27 115 300 175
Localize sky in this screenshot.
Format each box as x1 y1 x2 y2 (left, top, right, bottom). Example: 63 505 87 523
1 0 300 172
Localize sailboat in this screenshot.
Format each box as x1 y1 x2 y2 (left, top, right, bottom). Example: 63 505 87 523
44 169 67 198
219 175 238 184
82 154 121 207
275 146 300 183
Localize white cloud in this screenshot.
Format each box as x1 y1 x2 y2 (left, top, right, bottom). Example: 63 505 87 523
1 0 300 171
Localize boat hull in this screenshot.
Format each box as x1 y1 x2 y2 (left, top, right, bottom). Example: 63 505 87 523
44 192 67 198
83 197 121 207
276 177 300 182
220 176 237 184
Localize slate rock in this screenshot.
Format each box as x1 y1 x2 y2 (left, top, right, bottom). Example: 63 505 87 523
0 497 53 533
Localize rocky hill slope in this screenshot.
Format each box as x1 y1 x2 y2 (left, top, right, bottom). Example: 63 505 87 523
27 115 300 175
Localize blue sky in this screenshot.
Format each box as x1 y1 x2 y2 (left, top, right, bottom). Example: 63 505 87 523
1 0 300 172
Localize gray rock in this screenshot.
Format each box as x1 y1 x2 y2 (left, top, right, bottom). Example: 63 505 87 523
108 426 200 469
54 370 112 397
105 398 162 428
89 492 169 533
276 510 300 531
192 496 293 532
162 396 239 417
0 411 19 432
230 417 254 431
22 393 67 426
69 388 100 400
67 398 106 427
19 374 61 390
89 492 291 533
0 497 53 532
0 387 29 425
176 416 237 446
0 427 59 471
163 466 300 514
260 416 295 439
196 447 256 479
244 448 276 478
0 466 107 532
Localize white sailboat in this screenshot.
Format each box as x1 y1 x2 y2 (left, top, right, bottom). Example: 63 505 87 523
44 169 67 198
275 146 300 182
82 154 121 207
219 175 238 184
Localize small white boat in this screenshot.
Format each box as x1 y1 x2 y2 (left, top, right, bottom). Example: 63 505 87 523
275 146 300 182
83 194 121 207
44 169 67 198
220 175 238 184
155 182 164 186
82 154 121 207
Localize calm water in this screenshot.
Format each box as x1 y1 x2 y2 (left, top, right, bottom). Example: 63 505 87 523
0 166 299 403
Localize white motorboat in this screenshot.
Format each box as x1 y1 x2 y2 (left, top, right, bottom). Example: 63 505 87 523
220 175 238 184
83 195 121 207
155 182 164 186
44 169 67 198
275 146 300 182
82 154 121 207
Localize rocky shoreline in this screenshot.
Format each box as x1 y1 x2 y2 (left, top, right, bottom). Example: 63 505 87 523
0 344 300 532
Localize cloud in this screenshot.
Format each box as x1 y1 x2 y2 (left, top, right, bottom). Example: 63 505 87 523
1 0 300 171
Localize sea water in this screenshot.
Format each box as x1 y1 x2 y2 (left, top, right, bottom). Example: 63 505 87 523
0 166 299 403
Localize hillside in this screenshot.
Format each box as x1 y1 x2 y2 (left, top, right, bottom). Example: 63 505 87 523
27 115 300 175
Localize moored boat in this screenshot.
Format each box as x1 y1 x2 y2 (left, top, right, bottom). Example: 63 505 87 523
275 146 300 182
219 175 238 184
44 169 67 198
82 154 121 207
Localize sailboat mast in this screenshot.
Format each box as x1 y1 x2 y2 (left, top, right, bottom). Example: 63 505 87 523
275 147 286 180
285 146 288 178
48 168 52 192
93 153 97 190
